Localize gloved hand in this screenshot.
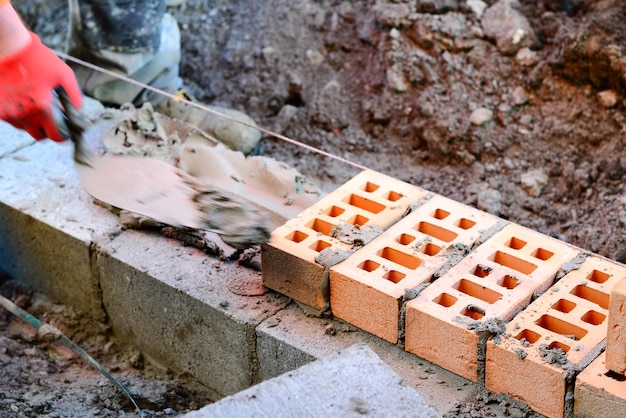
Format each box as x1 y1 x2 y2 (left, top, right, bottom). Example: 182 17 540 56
0 32 83 142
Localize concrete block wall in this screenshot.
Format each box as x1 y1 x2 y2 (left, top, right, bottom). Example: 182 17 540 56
262 170 626 417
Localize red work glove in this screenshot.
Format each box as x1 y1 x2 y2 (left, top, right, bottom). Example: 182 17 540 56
0 32 83 142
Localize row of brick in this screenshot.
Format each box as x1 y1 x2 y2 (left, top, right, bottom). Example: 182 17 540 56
261 169 626 418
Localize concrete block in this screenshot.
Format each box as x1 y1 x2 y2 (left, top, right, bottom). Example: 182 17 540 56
0 137 120 321
262 169 428 311
606 278 626 375
405 223 581 383
0 121 34 158
574 352 626 417
486 255 626 418
255 302 478 417
184 343 439 418
96 229 290 396
330 195 502 344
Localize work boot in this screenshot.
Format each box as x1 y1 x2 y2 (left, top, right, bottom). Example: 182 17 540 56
66 0 261 155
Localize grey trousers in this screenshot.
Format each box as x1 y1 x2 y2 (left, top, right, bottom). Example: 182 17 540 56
68 0 182 106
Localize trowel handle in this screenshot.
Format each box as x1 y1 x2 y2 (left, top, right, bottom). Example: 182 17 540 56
54 87 94 167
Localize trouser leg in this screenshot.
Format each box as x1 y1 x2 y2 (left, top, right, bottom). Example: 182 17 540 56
67 0 182 106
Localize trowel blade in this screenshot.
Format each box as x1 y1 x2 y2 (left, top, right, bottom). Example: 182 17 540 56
76 155 205 229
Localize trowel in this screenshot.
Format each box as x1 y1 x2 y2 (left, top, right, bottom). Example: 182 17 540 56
55 89 272 249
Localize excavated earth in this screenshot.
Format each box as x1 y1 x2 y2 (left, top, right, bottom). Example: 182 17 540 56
3 0 626 416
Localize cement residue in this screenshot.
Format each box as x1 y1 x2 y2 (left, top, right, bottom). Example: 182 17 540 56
330 223 383 246
538 343 568 367
432 242 472 280
554 251 588 282
315 248 354 313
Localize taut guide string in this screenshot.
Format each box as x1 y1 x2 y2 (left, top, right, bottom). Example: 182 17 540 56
56 51 369 172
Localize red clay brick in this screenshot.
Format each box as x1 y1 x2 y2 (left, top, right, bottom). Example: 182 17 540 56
574 352 626 417
329 195 501 343
262 170 428 311
606 278 626 375
485 255 626 418
405 223 581 383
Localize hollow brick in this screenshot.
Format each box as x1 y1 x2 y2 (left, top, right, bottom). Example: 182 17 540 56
485 255 626 418
262 170 428 311
405 223 581 383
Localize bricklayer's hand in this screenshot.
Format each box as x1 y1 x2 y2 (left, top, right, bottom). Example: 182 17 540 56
0 32 83 141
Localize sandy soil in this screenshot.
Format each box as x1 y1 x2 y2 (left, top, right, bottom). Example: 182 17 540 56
4 0 626 416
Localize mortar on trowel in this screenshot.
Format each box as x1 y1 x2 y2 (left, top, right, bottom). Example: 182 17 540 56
75 101 323 250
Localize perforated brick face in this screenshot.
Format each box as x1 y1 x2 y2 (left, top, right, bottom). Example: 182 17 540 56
329 195 501 343
485 255 626 418
405 223 581 382
262 170 428 310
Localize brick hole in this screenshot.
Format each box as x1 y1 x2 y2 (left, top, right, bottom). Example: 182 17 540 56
456 218 476 230
433 293 457 307
498 275 519 290
462 304 485 320
362 181 379 193
397 233 416 245
307 218 334 236
431 208 450 220
472 264 492 278
605 370 626 382
379 247 422 270
385 191 403 202
490 251 537 275
348 214 369 226
310 240 332 252
547 341 570 353
581 310 606 325
570 285 610 310
285 230 308 243
453 279 502 304
358 260 380 272
421 243 441 256
515 329 541 344
531 247 554 261
344 194 385 214
587 269 611 284
505 237 527 250
324 205 345 217
535 314 588 340
416 222 458 242
384 270 406 283
552 299 576 313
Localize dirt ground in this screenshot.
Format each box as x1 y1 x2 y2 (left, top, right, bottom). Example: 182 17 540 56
3 0 626 416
